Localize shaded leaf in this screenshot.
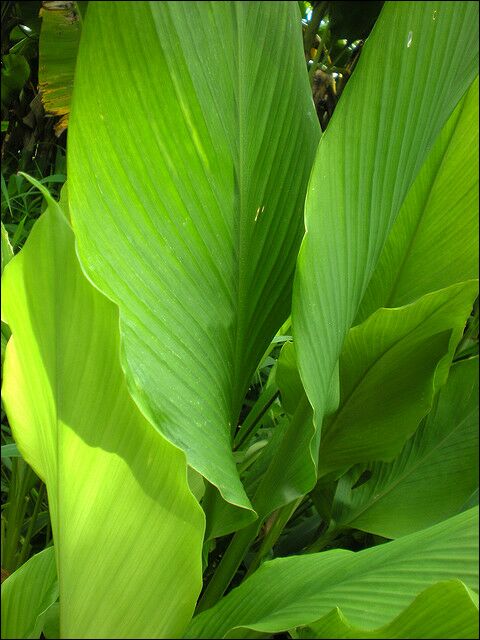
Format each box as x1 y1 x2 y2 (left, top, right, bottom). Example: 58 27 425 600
318 281 478 475
331 357 479 538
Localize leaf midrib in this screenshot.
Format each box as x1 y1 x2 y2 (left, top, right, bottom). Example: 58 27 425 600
383 94 467 308
322 293 457 450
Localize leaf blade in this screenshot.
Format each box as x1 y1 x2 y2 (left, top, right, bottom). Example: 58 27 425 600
1 197 204 637
293 1 479 460
68 0 320 513
186 507 479 638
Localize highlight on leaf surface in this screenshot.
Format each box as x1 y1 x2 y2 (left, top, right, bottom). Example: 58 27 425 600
1 184 205 638
68 0 320 517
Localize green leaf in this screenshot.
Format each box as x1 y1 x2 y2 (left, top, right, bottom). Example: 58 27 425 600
37 602 60 640
68 1 320 514
295 580 479 639
1 221 14 274
318 281 478 476
38 1 83 135
186 507 478 638
1 188 204 637
293 1 479 464
1 443 21 458
357 76 479 322
330 357 479 538
276 341 303 416
1 546 58 640
1 54 30 106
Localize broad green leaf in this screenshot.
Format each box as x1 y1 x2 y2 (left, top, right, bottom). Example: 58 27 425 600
293 2 479 464
1 188 204 638
39 1 83 135
295 580 479 639
186 507 479 638
318 281 478 475
68 1 320 513
357 76 479 322
1 546 58 640
330 357 479 538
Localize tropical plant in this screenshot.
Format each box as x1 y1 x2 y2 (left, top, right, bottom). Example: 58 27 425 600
1 1 478 639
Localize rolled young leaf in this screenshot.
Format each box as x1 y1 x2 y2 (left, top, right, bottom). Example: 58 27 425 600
186 507 479 638
1 185 205 638
68 1 320 513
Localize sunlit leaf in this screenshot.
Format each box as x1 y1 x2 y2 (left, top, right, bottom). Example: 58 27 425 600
1 184 204 638
38 1 83 135
357 76 479 322
293 1 479 471
68 0 320 515
186 507 478 638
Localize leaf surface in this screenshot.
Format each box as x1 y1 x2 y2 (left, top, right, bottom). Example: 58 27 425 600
68 1 320 511
186 507 479 638
357 76 479 322
1 547 58 640
295 580 479 639
39 1 83 135
331 357 479 538
1 190 204 638
318 281 478 475
293 1 479 457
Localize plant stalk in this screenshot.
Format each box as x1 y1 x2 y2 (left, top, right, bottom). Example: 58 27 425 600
195 518 262 614
198 395 314 612
303 1 328 58
18 482 45 567
244 497 304 579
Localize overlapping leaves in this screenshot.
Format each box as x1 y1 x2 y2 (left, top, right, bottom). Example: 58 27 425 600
1 188 204 638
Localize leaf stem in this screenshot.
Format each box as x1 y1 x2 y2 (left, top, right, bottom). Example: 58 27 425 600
234 385 279 450
303 1 328 58
18 482 45 567
197 395 314 613
195 519 261 614
244 497 303 578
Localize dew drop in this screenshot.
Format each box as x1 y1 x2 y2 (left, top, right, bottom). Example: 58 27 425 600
407 31 413 48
